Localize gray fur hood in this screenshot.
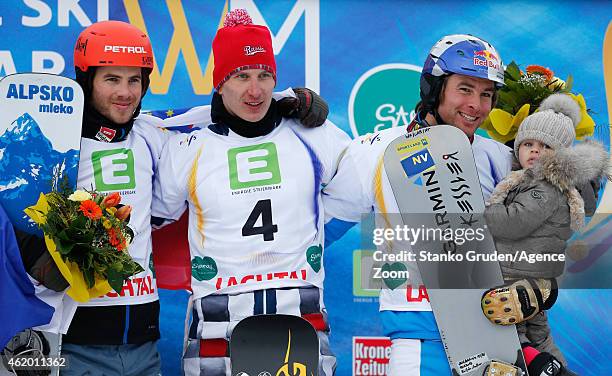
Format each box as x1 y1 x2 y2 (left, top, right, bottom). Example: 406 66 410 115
532 141 610 192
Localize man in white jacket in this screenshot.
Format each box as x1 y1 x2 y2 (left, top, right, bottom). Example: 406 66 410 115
152 9 349 376
322 34 511 375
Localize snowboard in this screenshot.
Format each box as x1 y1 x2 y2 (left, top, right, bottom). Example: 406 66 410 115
383 125 527 375
0 330 62 376
0 73 84 235
230 314 319 376
0 73 83 376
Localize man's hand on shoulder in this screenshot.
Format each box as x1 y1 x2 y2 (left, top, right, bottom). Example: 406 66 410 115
277 88 329 128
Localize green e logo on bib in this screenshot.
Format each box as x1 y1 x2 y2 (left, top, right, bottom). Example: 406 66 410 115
91 148 136 191
227 142 281 189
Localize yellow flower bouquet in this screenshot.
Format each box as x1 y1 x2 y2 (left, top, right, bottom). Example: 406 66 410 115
24 186 143 302
481 62 595 143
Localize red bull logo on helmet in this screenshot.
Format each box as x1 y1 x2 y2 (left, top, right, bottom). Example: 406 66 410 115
473 49 499 70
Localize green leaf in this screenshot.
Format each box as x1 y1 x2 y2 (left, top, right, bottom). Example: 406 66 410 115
505 61 522 81
89 243 104 254
56 238 75 255
83 268 95 289
80 231 95 244
564 75 573 92
57 229 70 242
111 261 124 272
134 263 144 275
71 215 87 230
107 268 125 294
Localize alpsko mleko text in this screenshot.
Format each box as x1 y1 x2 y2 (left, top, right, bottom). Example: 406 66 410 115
6 83 75 114
372 249 565 264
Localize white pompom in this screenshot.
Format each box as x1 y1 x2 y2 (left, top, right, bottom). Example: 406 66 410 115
538 93 582 127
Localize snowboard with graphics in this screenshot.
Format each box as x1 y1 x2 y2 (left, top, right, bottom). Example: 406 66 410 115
0 73 83 376
230 314 319 376
383 125 526 376
0 73 83 235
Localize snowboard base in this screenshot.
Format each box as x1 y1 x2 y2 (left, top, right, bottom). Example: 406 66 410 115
230 314 319 376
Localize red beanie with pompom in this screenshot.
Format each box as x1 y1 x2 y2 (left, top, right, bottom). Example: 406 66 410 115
212 9 276 91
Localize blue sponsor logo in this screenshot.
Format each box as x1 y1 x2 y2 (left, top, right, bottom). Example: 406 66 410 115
401 148 434 177
6 84 74 102
6 84 75 114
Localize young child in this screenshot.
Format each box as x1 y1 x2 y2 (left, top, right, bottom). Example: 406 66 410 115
482 93 609 374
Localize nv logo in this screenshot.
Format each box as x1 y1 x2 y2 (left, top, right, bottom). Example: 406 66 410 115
412 153 429 164
227 143 281 190
401 149 435 178
92 149 136 191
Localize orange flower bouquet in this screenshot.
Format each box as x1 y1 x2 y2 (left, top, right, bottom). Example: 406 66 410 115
24 186 143 301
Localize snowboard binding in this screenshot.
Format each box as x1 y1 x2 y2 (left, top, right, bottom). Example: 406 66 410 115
481 278 558 325
482 360 524 376
1 329 51 376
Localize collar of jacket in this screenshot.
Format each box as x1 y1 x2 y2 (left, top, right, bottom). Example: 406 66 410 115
210 92 282 138
531 141 609 192
81 101 137 142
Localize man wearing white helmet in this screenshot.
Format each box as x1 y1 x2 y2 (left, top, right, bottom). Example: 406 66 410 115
411 34 511 199
322 35 511 375
323 33 585 375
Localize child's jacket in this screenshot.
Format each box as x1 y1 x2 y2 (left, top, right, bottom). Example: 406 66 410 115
484 142 608 279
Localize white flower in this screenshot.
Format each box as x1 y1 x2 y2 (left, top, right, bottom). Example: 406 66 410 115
68 190 92 202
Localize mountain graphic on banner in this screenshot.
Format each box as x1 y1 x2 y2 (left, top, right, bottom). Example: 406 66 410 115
0 113 79 233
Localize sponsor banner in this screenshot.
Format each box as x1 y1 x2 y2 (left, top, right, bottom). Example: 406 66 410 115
348 64 422 138
353 336 392 376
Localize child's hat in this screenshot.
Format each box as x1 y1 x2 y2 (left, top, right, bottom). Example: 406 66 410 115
514 93 581 157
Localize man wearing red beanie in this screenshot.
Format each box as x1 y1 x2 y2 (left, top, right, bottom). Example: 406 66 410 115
153 9 349 376
212 9 277 93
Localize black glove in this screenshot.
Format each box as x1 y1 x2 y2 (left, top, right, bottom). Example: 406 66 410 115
277 87 329 128
526 349 578 376
14 229 68 292
577 179 600 217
